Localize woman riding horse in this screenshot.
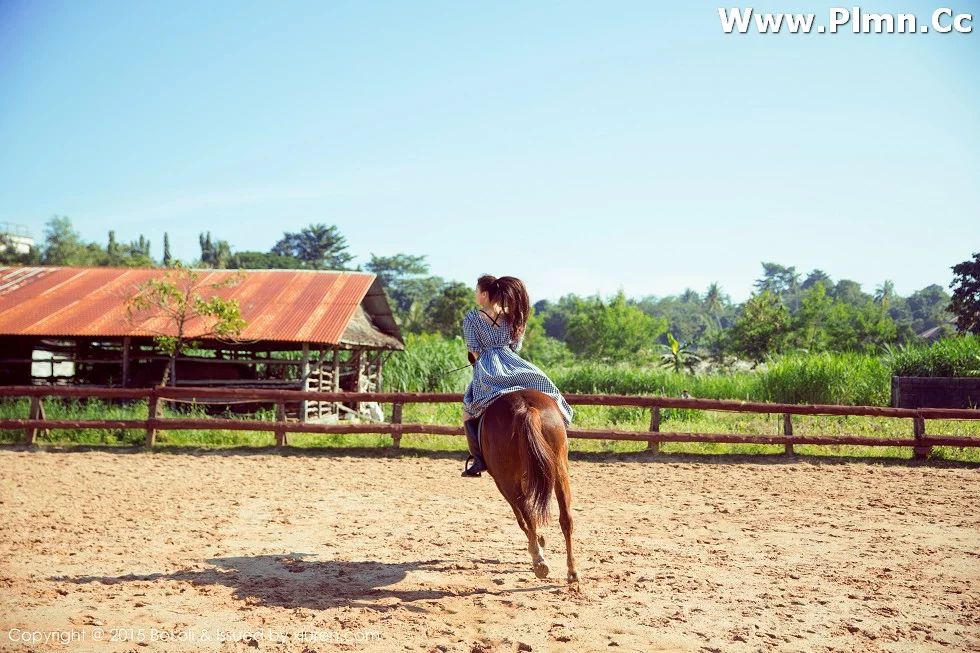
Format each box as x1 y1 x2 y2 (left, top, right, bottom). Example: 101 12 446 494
460 275 573 477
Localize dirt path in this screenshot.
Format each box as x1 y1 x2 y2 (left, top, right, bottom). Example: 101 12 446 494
1 447 978 652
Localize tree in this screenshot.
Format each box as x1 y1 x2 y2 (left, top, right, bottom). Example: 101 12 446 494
428 281 473 338
199 231 231 268
564 291 667 362
534 294 580 341
834 280 871 308
125 265 247 385
634 295 711 346
521 313 574 367
788 283 833 352
874 280 896 309
950 251 980 335
659 332 701 373
801 269 832 292
41 216 97 265
364 253 435 319
727 290 790 364
365 253 429 288
908 284 953 334
163 233 172 267
229 251 303 269
703 282 727 328
272 224 353 270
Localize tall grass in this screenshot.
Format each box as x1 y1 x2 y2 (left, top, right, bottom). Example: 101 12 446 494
550 364 759 400
888 336 980 377
383 333 470 393
759 352 891 406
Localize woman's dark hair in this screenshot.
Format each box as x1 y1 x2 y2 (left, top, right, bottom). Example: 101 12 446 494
477 274 530 341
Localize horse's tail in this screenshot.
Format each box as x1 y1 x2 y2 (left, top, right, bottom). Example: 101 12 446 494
516 398 556 526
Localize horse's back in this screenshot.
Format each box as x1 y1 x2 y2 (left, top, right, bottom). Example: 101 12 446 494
487 389 565 427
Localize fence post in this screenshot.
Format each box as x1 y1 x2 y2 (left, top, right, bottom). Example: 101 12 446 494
783 413 794 456
27 396 49 444
391 402 403 448
647 406 661 454
145 388 159 448
913 416 930 460
274 401 287 447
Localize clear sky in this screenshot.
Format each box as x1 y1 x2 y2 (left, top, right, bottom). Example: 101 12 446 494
1 1 977 304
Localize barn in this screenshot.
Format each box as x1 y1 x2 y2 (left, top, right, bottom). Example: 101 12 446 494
0 266 403 422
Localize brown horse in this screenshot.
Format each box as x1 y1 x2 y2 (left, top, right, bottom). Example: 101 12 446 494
479 389 579 585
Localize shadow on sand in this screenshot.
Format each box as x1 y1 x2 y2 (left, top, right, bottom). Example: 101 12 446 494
51 553 559 611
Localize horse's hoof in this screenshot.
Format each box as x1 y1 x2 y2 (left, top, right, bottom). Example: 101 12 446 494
567 571 580 585
533 561 550 579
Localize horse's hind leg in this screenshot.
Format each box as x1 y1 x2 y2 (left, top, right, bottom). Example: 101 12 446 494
499 485 549 579
555 465 579 585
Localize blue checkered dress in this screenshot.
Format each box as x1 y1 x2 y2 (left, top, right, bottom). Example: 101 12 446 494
462 309 573 426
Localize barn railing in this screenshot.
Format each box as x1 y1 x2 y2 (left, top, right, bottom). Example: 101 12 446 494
0 385 977 459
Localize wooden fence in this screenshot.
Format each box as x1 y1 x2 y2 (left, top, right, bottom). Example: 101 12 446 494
0 385 978 459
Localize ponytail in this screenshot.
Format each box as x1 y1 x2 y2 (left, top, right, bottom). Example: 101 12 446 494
477 274 530 341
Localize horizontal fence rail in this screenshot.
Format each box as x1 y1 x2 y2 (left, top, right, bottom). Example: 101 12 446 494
0 386 977 458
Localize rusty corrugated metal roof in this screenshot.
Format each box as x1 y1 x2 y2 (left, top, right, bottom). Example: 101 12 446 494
0 266 403 348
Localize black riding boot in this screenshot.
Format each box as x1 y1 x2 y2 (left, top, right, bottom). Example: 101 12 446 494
461 419 487 477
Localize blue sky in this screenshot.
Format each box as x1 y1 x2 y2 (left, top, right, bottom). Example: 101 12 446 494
1 1 977 304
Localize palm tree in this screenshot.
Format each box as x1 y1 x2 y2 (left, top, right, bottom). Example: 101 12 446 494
703 282 726 328
874 280 896 309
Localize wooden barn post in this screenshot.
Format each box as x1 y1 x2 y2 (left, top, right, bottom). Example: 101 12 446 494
121 337 131 387
300 343 310 423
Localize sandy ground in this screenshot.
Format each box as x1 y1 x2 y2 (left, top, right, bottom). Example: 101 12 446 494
1 446 978 653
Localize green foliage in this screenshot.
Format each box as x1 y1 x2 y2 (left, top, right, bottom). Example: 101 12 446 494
534 294 581 341
521 315 574 368
824 301 897 351
125 265 248 385
365 253 429 290
427 281 473 338
551 363 758 400
198 231 232 268
907 284 953 334
888 336 980 377
754 262 801 311
229 250 303 269
42 216 103 265
659 332 701 373
383 333 470 393
788 283 833 351
727 290 790 363
950 251 980 335
271 223 353 270
759 353 891 406
565 291 667 363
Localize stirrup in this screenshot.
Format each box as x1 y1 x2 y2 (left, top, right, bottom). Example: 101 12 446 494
462 455 486 477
